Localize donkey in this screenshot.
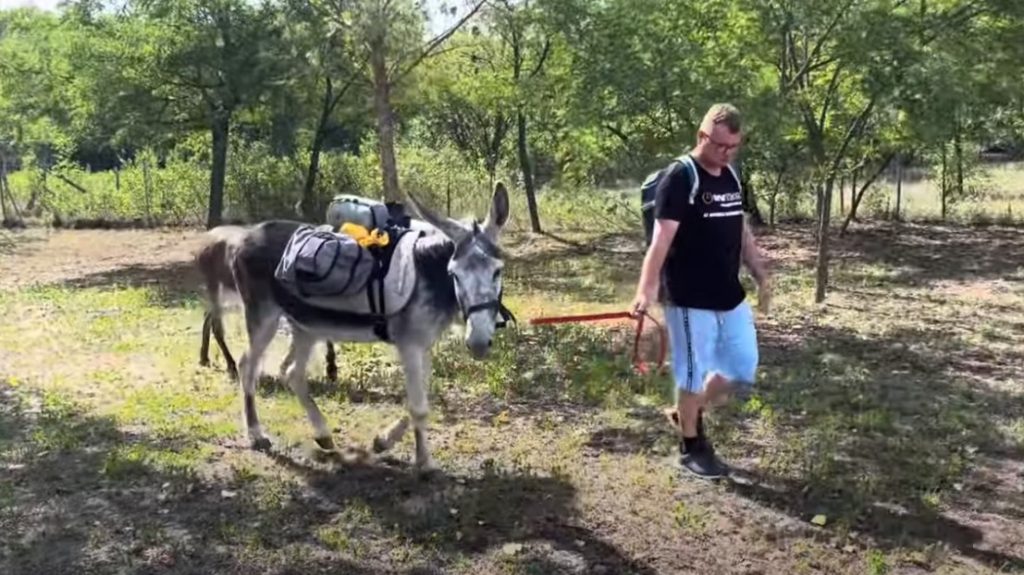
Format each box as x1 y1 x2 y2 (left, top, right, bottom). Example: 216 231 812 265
194 225 338 382
226 182 511 471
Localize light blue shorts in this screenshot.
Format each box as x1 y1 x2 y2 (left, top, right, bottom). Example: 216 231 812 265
663 301 759 394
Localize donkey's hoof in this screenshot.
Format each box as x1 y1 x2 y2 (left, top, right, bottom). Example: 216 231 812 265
416 458 440 478
314 436 336 451
199 358 211 368
251 436 272 451
227 366 239 381
326 367 338 383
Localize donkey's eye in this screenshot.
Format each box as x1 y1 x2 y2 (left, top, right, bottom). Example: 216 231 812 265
493 270 501 281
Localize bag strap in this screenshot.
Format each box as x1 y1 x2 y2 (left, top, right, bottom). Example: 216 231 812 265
680 154 700 205
725 163 742 196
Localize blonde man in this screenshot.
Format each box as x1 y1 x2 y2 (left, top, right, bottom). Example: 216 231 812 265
632 103 770 479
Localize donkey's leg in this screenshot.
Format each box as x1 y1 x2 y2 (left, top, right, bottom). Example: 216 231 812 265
325 342 338 383
210 312 237 380
398 343 436 471
278 336 296 381
200 312 213 367
284 331 335 451
238 309 278 450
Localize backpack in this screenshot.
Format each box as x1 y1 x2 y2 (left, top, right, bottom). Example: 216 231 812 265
640 154 743 247
276 194 413 300
274 225 376 298
326 194 392 232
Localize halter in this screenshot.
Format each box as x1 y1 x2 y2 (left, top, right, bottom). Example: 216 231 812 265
460 288 517 329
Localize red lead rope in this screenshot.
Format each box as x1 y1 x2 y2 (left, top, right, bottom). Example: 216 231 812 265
528 310 668 375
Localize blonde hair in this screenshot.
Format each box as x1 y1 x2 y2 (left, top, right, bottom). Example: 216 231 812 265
700 103 742 134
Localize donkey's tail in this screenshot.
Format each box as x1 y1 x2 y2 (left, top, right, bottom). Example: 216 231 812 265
194 225 250 312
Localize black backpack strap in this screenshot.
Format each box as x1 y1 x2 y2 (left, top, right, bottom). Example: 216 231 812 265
363 226 415 342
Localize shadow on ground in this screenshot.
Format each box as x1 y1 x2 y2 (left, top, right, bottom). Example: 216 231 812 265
0 229 46 257
0 382 654 574
55 259 204 308
833 223 1024 286
583 316 1024 571
503 231 643 304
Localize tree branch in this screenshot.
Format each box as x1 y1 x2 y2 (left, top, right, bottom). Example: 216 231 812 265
785 0 856 92
817 62 846 131
391 0 487 85
528 37 551 79
829 95 879 178
840 151 895 234
603 123 630 144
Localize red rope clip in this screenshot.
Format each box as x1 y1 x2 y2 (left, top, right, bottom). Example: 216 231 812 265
528 310 668 375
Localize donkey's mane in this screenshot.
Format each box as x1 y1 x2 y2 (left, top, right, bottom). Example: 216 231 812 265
412 230 458 316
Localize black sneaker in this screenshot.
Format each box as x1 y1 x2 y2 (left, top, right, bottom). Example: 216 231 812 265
680 439 727 480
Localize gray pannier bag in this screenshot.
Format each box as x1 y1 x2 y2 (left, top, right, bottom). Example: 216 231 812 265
274 224 374 298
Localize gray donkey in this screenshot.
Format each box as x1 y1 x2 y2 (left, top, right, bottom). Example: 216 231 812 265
226 183 512 471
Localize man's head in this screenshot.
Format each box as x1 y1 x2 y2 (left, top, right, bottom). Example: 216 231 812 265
694 103 743 169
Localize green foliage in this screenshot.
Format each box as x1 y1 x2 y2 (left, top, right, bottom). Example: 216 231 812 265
0 0 1020 230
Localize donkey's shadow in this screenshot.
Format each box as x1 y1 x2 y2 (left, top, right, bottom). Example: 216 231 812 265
265 447 659 574
254 373 407 406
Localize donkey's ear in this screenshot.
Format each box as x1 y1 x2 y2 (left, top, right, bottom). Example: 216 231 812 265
405 189 469 241
483 181 510 240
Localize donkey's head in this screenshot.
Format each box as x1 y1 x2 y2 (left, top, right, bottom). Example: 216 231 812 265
407 182 511 359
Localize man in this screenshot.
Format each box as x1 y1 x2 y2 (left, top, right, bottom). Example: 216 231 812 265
631 103 770 480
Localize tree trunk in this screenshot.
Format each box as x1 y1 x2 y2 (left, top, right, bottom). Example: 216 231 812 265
0 156 9 223
894 157 903 221
741 173 765 225
27 169 45 212
143 159 153 225
954 120 964 199
850 168 858 221
207 111 230 229
815 180 834 303
839 174 845 216
517 109 541 233
941 143 948 220
840 153 895 235
0 153 23 225
371 43 401 204
302 130 327 221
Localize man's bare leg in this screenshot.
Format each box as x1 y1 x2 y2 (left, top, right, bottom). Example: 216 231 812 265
676 390 701 437
664 372 733 430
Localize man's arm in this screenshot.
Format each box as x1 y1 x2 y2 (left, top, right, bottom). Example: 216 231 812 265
740 216 768 285
633 163 688 314
741 216 771 314
636 218 679 300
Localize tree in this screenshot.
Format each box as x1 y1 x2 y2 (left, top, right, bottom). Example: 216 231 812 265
311 0 487 203
78 0 294 227
419 31 514 186
487 0 553 233
748 0 991 302
284 0 369 220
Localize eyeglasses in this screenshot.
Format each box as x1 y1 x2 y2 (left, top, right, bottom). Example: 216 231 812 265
700 132 741 153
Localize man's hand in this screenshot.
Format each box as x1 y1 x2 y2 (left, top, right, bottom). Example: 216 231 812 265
756 278 772 315
631 285 658 318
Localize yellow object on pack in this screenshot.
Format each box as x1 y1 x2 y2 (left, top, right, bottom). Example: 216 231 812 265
339 222 390 248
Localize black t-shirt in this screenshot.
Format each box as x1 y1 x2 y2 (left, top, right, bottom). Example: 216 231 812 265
653 155 745 311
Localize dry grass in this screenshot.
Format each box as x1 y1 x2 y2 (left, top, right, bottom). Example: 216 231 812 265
1 221 1022 574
